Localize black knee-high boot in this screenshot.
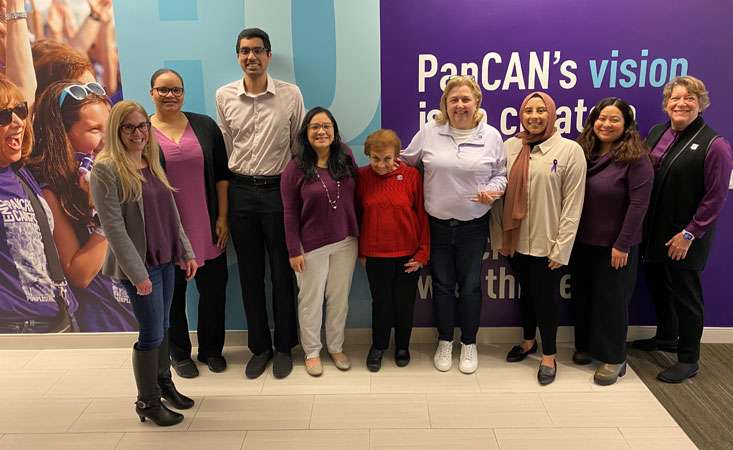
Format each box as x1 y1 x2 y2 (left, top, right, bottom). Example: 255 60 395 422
158 331 194 409
132 343 184 426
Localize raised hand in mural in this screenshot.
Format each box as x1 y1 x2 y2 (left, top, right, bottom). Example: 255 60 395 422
87 0 113 23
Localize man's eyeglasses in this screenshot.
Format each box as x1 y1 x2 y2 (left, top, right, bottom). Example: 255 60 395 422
119 121 151 135
58 82 107 108
239 46 268 57
152 86 184 97
0 102 29 126
308 123 334 132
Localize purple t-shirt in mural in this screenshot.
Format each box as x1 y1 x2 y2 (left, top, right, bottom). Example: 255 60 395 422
0 167 78 323
67 220 137 332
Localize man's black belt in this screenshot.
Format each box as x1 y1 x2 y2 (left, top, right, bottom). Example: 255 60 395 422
233 174 281 186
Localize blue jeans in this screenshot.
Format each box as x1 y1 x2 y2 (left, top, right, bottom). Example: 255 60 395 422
122 263 175 350
429 213 490 344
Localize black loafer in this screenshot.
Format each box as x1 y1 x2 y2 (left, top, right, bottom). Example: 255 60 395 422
537 360 557 386
199 355 227 373
245 349 273 379
572 351 593 365
172 358 199 378
657 362 699 383
506 341 538 362
272 351 293 379
631 337 678 353
366 347 384 372
395 349 410 367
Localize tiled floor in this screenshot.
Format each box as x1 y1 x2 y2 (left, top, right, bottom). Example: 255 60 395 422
0 344 697 449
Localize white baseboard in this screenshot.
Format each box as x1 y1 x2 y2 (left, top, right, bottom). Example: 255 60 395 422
2 326 732 349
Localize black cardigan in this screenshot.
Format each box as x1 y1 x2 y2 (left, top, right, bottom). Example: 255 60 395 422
158 111 232 245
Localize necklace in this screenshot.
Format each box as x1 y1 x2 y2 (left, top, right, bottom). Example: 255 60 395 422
315 169 340 210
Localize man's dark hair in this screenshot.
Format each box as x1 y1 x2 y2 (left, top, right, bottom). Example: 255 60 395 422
235 28 271 53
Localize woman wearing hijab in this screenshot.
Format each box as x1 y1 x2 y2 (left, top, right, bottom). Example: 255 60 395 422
491 92 586 385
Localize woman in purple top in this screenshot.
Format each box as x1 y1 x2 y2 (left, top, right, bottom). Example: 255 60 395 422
90 101 197 426
631 76 733 383
281 106 358 377
572 97 653 385
27 80 137 333
0 76 79 333
150 68 232 378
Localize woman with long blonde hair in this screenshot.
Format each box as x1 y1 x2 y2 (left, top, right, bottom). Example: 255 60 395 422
90 100 197 426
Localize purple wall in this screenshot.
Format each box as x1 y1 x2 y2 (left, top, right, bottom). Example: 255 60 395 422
380 0 733 326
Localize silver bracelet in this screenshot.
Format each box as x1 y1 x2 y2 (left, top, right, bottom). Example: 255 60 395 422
5 11 28 21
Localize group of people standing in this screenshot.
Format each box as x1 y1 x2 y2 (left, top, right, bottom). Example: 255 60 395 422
0 20 731 428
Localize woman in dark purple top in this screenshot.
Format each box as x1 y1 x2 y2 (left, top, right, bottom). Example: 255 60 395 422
572 97 653 385
91 101 197 426
27 80 136 332
0 76 79 333
281 107 358 377
631 76 733 383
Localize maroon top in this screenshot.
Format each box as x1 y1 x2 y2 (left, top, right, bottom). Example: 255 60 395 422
650 128 733 238
141 167 184 267
281 156 358 257
576 152 654 252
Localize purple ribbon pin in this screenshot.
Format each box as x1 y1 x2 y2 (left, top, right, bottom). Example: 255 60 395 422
551 159 558 173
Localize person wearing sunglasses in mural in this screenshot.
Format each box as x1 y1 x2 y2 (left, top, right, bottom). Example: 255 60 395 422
491 92 586 386
150 68 232 378
632 76 733 383
25 79 137 333
90 100 197 426
0 75 80 333
401 75 506 374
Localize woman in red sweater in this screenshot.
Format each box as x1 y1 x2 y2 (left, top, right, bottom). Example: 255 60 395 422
357 129 430 371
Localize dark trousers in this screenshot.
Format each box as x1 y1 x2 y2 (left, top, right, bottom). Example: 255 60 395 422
510 253 561 355
228 179 298 354
571 244 638 364
122 263 175 350
429 213 489 345
365 256 420 350
646 262 704 363
169 252 228 362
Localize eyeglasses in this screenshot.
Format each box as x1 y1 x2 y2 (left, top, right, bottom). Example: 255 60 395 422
239 46 268 56
119 121 151 135
58 82 106 108
308 123 334 132
152 86 184 97
0 102 29 126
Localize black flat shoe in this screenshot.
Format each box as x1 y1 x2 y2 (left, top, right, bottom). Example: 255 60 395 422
657 362 699 383
506 341 538 362
572 351 593 365
631 337 678 353
395 349 410 367
172 358 199 378
198 355 227 373
245 349 273 379
366 346 384 372
537 360 557 386
272 351 293 379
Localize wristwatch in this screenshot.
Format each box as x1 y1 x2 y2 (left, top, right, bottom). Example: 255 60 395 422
4 11 28 21
682 230 695 241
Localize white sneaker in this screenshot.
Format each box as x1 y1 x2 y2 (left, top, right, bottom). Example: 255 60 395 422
434 340 453 371
459 343 478 374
